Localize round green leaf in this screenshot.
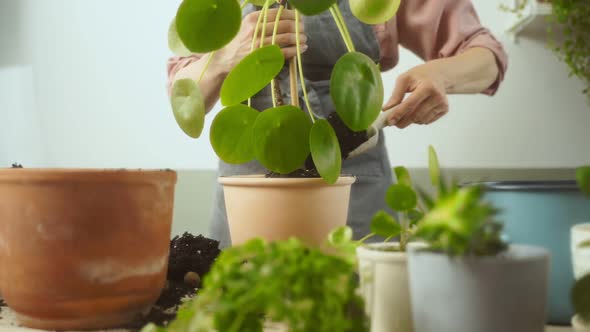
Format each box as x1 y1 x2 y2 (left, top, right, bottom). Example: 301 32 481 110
330 52 384 131
349 0 401 24
288 0 338 15
328 226 353 246
168 18 192 57
221 45 285 106
386 184 417 212
572 274 590 322
253 106 312 174
310 119 341 184
577 166 590 197
370 210 401 238
210 105 260 164
176 0 241 53
171 79 205 138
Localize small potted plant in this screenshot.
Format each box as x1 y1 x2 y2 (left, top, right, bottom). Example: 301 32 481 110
0 167 177 330
352 146 446 332
571 166 590 331
141 236 368 332
407 179 551 331
167 0 396 246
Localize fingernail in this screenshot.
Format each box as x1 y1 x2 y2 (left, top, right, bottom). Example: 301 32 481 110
302 44 308 51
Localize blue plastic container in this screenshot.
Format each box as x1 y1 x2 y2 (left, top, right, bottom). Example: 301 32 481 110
472 181 590 325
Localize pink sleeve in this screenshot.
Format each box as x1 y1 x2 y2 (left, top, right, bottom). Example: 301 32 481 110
396 0 508 96
166 54 203 96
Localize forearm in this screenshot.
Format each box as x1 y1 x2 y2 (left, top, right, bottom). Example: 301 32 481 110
425 47 500 95
172 54 231 113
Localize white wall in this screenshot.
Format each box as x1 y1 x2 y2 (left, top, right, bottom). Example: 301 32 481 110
1 0 589 169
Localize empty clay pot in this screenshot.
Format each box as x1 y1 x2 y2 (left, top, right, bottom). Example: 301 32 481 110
0 169 177 330
219 175 355 247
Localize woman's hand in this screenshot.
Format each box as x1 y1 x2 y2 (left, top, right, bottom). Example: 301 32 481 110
381 48 500 129
216 8 307 74
382 62 450 129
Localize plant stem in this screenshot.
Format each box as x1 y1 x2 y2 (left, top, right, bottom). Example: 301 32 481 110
330 4 355 52
248 0 268 107
198 51 216 83
295 10 315 122
240 0 250 9
357 233 375 244
289 59 299 107
260 0 271 48
399 215 409 251
270 4 285 108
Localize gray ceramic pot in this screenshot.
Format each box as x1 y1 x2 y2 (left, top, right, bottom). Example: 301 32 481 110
408 245 550 332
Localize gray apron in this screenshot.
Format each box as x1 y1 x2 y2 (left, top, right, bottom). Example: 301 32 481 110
209 0 394 248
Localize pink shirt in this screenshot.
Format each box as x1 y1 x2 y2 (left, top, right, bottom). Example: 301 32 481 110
168 0 508 96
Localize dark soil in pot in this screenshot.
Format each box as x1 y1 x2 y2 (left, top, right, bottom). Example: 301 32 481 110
121 233 221 330
266 168 321 178
266 112 367 178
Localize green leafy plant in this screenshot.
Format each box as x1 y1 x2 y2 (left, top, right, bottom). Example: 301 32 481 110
549 0 590 103
142 238 368 332
411 149 508 257
330 146 456 254
357 147 447 252
571 166 590 322
500 0 590 103
168 0 398 184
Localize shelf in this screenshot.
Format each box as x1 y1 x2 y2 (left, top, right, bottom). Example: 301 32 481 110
505 1 553 42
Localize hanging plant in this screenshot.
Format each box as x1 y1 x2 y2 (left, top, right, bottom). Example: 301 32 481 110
548 0 590 103
500 0 590 103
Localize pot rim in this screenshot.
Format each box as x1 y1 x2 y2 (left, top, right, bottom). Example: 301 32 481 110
408 244 550 263
0 168 177 183
572 314 590 330
218 175 356 187
462 180 579 192
357 242 427 262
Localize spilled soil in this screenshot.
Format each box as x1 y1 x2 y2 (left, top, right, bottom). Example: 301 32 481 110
10 163 23 168
122 233 221 329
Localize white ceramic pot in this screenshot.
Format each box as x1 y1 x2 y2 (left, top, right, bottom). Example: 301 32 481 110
356 243 423 332
219 175 355 247
572 223 590 279
573 314 590 332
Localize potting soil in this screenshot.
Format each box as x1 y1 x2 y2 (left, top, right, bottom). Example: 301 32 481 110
121 233 221 329
325 111 369 159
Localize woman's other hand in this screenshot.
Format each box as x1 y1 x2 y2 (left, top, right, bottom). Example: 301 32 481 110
216 8 307 74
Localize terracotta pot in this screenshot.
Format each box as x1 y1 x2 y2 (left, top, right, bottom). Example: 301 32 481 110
0 169 177 330
219 175 355 247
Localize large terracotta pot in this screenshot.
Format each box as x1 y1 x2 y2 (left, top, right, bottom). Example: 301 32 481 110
219 175 355 247
0 169 177 330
